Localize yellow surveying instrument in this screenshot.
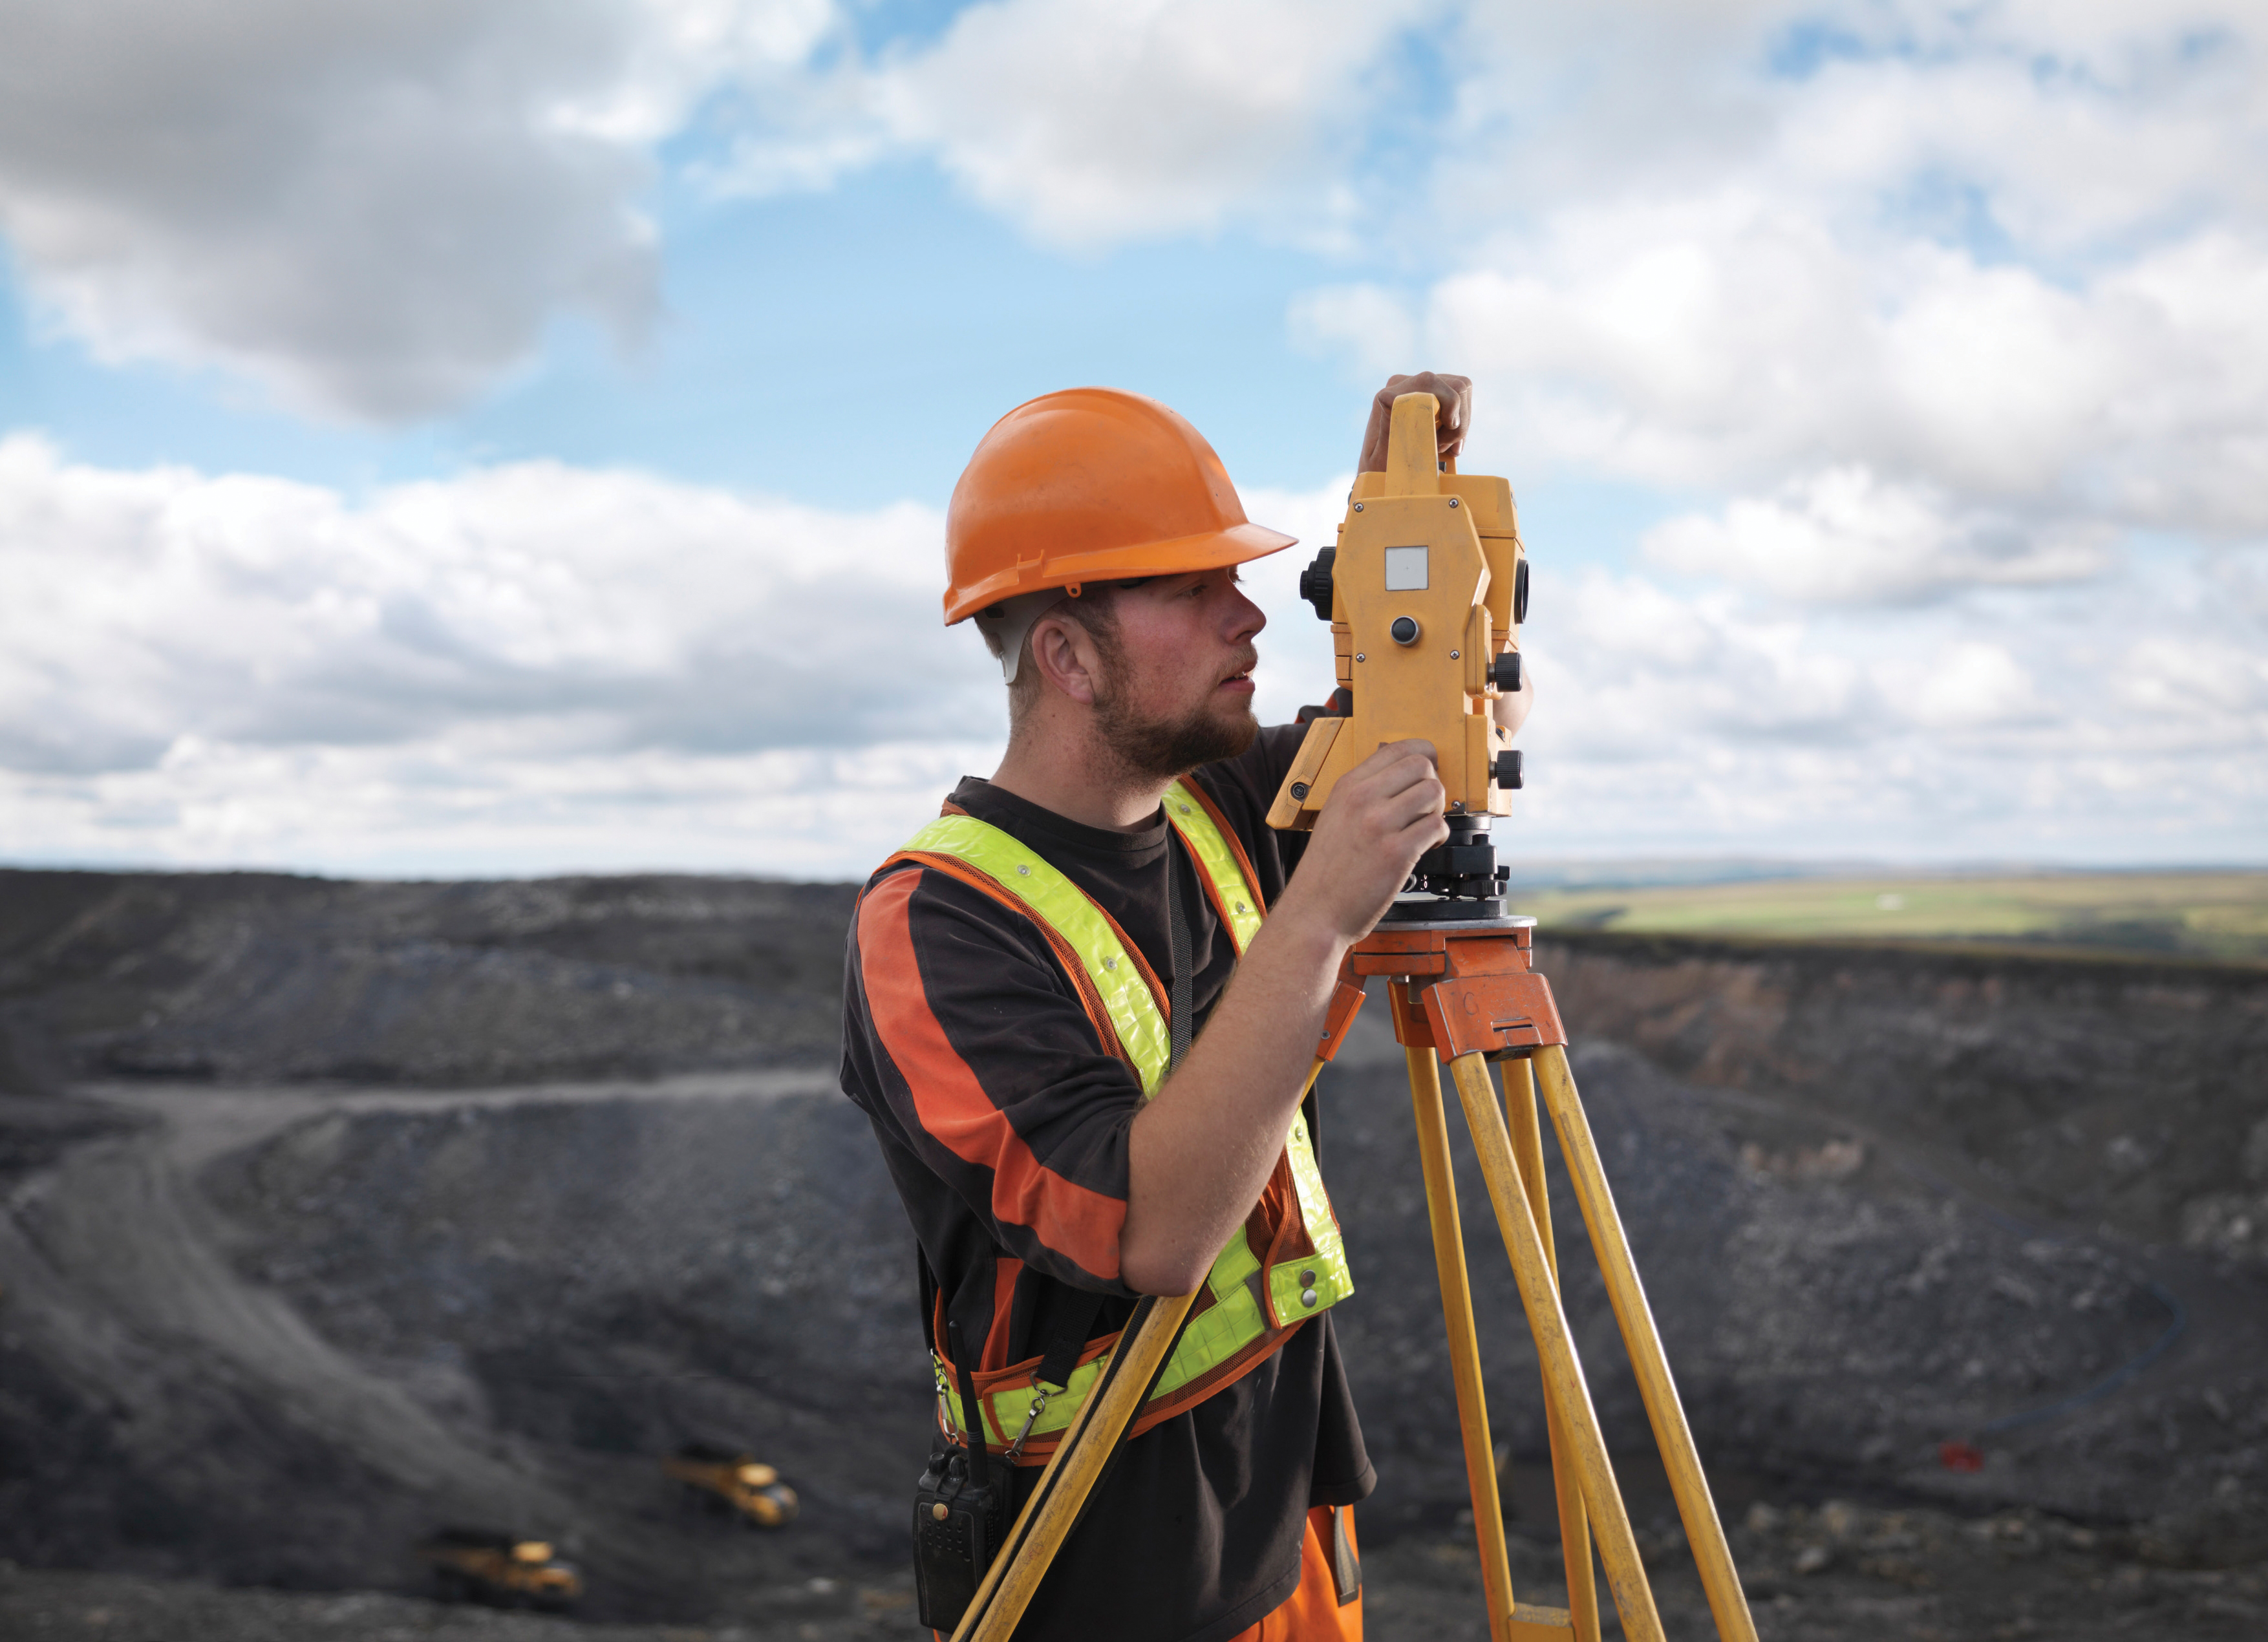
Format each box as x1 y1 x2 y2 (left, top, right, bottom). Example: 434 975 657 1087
947 394 1759 1642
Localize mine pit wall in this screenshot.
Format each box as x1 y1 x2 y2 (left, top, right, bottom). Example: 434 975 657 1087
4 876 2267 1603
1534 932 2268 1255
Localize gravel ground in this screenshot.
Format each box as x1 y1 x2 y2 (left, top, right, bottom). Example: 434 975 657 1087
1364 1494 2268 1641
8 1494 2267 1642
0 1562 917 1641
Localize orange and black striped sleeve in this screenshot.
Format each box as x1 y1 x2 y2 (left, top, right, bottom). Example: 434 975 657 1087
841 858 1146 1297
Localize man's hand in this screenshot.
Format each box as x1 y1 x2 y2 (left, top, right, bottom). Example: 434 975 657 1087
1493 657 1535 738
1359 372 1473 473
1279 739 1450 943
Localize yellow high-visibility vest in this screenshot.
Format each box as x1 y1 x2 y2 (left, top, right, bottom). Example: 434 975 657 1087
892 779 1354 1459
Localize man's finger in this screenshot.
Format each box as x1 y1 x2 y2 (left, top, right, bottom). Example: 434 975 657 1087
1375 737 1439 765
1358 752 1441 803
1430 376 1472 461
1361 374 1473 471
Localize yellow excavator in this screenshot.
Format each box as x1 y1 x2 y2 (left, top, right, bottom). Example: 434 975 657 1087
415 1528 581 1608
665 1442 801 1527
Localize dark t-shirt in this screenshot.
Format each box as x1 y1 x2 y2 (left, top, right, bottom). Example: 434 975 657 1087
839 723 1373 1642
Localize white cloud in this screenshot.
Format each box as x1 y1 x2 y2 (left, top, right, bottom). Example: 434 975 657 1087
2118 635 2268 722
0 0 833 421
1896 640 2044 729
3 734 1002 879
5 0 2258 465
1255 2 2268 585
1530 571 1874 756
0 438 2260 873
713 0 1444 248
3 2 2263 870
1287 284 1418 381
1642 468 2108 604
1502 555 2268 862
0 434 1016 873
1237 477 1351 721
1417 203 2268 537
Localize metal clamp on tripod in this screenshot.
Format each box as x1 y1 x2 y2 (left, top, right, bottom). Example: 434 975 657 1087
947 395 1759 1642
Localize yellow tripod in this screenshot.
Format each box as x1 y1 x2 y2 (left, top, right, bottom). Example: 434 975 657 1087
1343 914 1756 1641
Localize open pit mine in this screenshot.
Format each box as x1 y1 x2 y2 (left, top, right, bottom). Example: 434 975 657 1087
1 868 2263 1639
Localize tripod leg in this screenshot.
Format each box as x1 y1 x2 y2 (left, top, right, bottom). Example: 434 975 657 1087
1447 1052 1664 1642
1504 1056 1601 1642
954 1286 1199 1641
1531 1045 1758 1642
954 1057 1332 1642
1404 1044 1519 1641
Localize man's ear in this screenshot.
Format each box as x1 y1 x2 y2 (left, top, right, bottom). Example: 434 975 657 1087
1028 612 1103 707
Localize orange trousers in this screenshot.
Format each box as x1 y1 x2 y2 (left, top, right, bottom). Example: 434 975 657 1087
1228 1506 1362 1642
936 1505 1360 1641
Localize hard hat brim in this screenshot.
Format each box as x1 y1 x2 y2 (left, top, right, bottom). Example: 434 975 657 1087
945 520 1296 624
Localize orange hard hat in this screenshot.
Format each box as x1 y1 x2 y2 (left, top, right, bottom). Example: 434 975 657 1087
943 387 1296 624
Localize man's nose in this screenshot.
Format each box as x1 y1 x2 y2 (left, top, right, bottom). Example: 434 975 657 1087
1226 586 1266 640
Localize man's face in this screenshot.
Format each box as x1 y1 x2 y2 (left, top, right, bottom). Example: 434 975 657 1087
1089 567 1267 782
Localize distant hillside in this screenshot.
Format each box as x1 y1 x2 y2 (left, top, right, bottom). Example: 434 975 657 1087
1515 869 2268 965
0 869 858 1094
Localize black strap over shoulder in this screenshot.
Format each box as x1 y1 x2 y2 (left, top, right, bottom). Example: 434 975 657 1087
1038 1287 1107 1390
948 1318 989 1488
917 1246 941 1350
1164 831 1195 1072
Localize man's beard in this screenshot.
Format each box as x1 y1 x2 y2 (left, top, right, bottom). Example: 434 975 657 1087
1090 648 1259 784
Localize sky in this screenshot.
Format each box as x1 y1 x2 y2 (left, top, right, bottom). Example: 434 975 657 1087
1 0 2263 880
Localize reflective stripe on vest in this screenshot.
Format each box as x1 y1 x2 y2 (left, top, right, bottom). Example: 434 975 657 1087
1162 789 1349 1332
898 780 1354 1452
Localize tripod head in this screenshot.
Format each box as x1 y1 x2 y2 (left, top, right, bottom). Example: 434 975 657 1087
1267 392 1529 922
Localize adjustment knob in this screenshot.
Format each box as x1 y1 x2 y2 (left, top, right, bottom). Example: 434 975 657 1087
1298 548 1336 621
1390 615 1420 645
1492 749 1523 789
1489 651 1523 694
1514 557 1530 624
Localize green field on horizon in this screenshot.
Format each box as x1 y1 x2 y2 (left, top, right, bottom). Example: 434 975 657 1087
1519 869 2268 965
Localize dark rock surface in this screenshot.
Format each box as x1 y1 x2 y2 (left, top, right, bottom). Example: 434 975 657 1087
1 869 2265 1636
1541 931 2268 1261
0 869 856 1091
5 1490 2267 1640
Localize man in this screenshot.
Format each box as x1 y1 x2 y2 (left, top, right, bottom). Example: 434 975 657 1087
841 374 1530 1641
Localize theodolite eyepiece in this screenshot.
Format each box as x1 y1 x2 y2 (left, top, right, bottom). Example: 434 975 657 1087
1298 548 1336 621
